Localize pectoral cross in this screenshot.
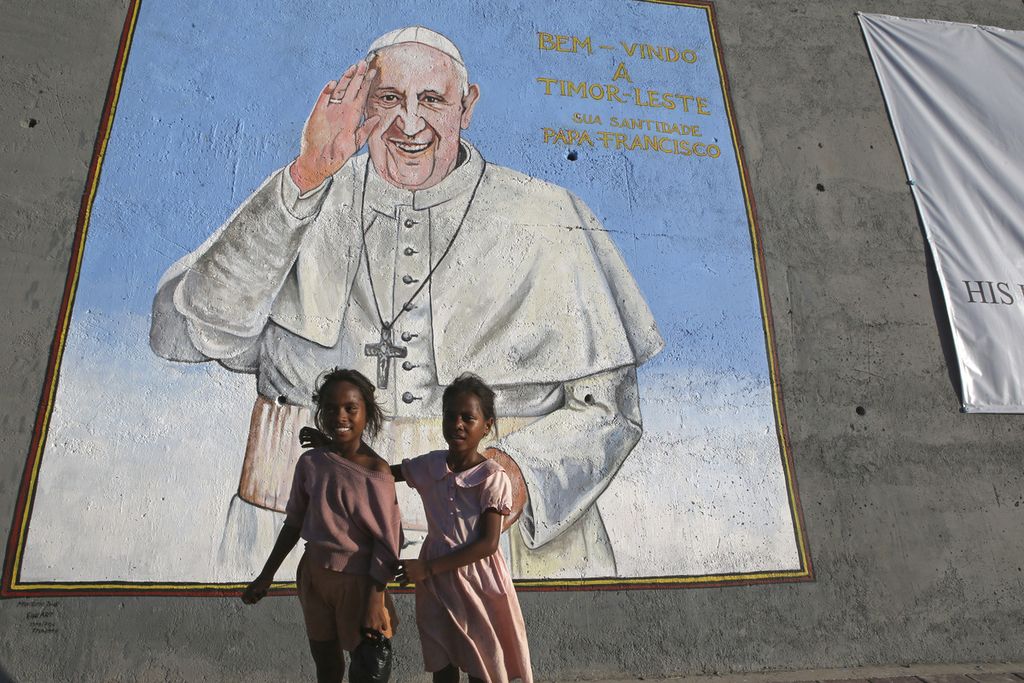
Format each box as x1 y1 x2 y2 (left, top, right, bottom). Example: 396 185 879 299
364 324 407 389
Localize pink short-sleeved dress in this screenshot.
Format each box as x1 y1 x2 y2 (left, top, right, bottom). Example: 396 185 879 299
402 450 533 683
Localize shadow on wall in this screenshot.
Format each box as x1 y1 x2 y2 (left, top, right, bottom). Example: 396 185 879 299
921 225 964 403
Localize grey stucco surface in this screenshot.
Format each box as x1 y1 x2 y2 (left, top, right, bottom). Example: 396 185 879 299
2 0 1024 681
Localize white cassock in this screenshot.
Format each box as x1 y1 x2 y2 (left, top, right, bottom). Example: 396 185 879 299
151 141 663 579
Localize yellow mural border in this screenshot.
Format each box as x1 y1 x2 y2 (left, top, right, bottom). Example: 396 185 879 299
2 0 812 596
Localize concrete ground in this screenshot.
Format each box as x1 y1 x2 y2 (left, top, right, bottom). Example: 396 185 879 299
587 663 1024 683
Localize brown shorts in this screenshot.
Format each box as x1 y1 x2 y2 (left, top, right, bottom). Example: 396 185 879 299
296 554 398 651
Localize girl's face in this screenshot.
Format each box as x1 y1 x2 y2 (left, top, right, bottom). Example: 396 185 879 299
442 392 494 454
319 380 368 448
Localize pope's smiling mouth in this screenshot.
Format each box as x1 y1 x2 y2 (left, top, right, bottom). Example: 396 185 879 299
389 138 433 155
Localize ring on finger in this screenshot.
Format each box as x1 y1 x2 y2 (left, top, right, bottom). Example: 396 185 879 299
328 98 344 104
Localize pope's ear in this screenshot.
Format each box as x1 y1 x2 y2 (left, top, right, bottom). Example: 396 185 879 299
460 84 481 129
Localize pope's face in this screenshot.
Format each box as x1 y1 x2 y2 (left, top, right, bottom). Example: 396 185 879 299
365 43 479 191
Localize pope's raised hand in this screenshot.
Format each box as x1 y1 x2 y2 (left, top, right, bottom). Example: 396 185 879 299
290 61 382 193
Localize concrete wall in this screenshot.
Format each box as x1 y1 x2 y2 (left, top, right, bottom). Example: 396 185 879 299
2 0 1023 681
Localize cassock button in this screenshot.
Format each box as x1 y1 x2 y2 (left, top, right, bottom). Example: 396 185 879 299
402 275 418 284
400 331 417 342
402 361 417 371
404 218 418 228
401 392 421 404
403 247 418 256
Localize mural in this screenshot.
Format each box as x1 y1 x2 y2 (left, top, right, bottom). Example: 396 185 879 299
4 0 811 595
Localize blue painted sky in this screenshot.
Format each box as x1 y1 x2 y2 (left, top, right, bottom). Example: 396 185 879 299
74 0 767 378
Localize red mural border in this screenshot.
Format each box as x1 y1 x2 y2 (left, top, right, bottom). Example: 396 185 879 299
2 0 813 597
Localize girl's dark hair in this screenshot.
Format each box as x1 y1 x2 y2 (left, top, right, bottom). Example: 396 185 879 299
312 368 385 439
442 372 498 434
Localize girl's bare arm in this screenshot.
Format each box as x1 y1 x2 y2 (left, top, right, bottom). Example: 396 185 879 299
400 510 502 581
241 523 301 603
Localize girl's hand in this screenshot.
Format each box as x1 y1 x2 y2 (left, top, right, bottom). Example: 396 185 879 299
362 597 390 634
299 426 330 449
398 559 430 583
241 575 273 604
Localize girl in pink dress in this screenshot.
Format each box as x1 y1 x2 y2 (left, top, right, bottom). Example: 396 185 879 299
397 373 533 683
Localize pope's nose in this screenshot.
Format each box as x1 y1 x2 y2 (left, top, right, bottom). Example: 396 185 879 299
397 101 426 137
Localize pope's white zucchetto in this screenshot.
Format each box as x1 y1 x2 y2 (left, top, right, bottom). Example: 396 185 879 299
367 26 465 66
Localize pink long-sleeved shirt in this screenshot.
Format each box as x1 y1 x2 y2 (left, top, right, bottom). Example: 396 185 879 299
284 447 402 586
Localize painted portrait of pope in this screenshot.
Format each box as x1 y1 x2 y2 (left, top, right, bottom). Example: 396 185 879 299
149 26 664 580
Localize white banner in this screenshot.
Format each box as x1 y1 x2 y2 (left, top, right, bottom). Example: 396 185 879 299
861 13 1024 412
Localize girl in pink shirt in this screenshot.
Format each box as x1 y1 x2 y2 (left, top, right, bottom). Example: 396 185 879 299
242 368 401 683
397 373 533 683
